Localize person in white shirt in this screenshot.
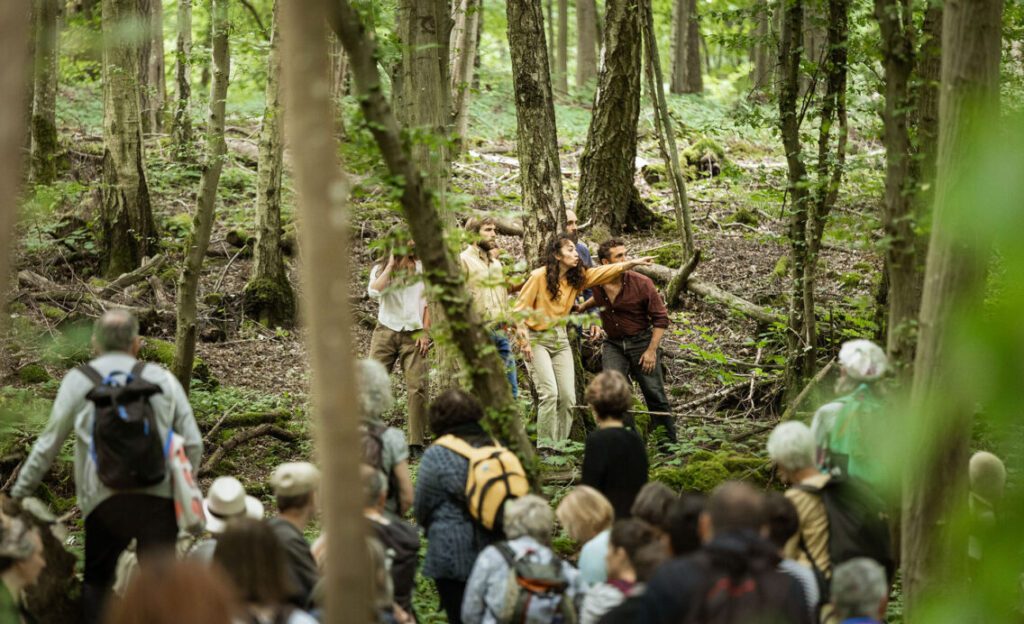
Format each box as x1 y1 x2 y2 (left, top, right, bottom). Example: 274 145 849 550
367 237 431 453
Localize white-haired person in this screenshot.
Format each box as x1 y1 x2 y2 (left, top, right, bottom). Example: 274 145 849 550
811 339 889 489
461 495 582 624
968 450 1006 574
767 421 835 623
830 558 888 624
356 359 414 515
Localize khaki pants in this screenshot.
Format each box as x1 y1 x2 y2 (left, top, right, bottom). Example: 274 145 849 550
369 326 428 445
526 326 575 447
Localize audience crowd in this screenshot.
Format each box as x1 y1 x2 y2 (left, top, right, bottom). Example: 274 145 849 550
0 214 1011 624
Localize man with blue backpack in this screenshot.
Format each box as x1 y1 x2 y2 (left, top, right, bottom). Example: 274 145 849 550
9 310 203 623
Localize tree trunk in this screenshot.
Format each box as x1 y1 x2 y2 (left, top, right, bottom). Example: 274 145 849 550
684 0 703 93
577 0 655 237
101 0 156 276
171 0 192 156
546 0 555 74
576 0 598 87
147 0 165 133
875 0 921 377
671 0 703 93
328 0 537 470
396 0 451 210
30 0 60 185
555 0 568 93
1 0 31 307
507 0 567 268
778 0 813 394
172 0 229 392
245 0 294 329
640 0 693 257
280 2 371 622
750 0 773 92
450 0 481 152
901 0 1002 613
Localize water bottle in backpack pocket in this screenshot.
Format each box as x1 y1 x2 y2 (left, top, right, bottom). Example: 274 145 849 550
79 362 166 489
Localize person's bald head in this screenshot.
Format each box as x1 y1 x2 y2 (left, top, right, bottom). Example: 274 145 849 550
92 309 142 355
700 481 766 541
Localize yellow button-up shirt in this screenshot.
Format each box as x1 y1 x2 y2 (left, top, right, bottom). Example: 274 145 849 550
459 245 509 324
514 262 629 332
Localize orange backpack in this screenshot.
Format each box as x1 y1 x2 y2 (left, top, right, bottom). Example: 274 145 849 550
434 435 530 530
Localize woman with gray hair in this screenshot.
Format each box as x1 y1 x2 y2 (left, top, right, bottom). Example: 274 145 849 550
356 359 414 515
461 495 582 623
830 558 888 622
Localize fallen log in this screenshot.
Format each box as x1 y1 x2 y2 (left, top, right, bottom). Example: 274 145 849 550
676 377 777 412
98 254 166 298
633 263 783 325
198 423 298 477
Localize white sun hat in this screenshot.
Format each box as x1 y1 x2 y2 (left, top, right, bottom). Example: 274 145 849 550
203 476 265 534
838 339 889 382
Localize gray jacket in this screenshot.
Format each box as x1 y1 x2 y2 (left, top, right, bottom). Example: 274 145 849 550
11 352 203 518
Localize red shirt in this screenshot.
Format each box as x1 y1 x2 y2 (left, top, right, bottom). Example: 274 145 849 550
591 271 670 339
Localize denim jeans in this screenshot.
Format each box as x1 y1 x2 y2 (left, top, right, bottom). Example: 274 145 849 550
490 330 519 399
602 329 676 442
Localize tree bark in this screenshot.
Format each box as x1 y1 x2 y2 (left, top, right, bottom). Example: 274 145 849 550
396 0 451 211
101 0 156 276
555 0 568 93
147 0 165 133
172 0 229 393
450 0 481 152
30 0 60 185
671 0 703 93
328 0 537 471
875 0 922 377
901 0 1002 613
507 0 567 268
750 0 773 92
778 0 813 394
546 0 555 73
576 0 598 87
577 0 655 237
171 0 192 156
245 0 294 329
1 0 31 309
280 2 371 623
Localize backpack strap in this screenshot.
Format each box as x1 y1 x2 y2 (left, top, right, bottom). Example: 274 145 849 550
494 541 518 567
434 434 478 458
130 361 147 380
77 364 104 386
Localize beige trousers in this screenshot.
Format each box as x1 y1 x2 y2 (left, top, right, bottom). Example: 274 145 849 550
525 326 575 447
369 326 428 445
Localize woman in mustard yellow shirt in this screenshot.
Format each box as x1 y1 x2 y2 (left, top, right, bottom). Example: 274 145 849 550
514 235 653 448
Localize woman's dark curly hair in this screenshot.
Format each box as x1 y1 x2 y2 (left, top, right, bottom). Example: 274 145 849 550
544 235 585 299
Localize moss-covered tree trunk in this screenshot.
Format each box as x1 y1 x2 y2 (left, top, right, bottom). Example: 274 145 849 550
901 0 1002 612
328 0 537 472
172 0 229 393
146 0 165 133
1 0 31 307
171 0 192 156
577 0 655 236
875 0 925 377
100 0 156 276
450 0 481 153
778 0 814 394
750 0 773 92
30 0 60 185
507 0 567 267
280 2 371 621
244 0 294 328
576 0 598 87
